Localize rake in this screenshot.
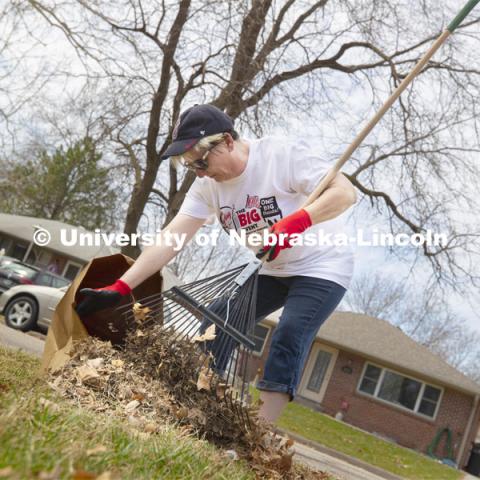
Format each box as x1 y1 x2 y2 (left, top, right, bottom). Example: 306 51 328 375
110 0 479 425
116 259 263 428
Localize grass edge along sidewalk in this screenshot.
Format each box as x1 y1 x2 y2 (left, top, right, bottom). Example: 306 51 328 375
0 346 256 480
277 399 463 480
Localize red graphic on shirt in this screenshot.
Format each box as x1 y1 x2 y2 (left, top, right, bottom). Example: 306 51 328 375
237 208 261 227
220 195 283 234
246 195 260 209
219 206 236 230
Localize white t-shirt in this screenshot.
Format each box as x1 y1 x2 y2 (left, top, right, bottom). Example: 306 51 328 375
178 136 355 289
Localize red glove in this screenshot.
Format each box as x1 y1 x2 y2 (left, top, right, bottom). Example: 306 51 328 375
75 279 132 317
259 209 312 262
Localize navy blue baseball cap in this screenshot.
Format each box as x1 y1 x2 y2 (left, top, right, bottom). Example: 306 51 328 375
161 104 234 159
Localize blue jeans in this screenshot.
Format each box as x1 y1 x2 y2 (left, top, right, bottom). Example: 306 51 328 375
202 274 346 400
255 275 346 399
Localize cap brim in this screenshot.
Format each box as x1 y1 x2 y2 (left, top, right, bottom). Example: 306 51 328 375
161 138 199 159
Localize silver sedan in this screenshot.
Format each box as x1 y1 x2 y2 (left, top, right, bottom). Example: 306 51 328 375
0 267 179 332
0 284 68 331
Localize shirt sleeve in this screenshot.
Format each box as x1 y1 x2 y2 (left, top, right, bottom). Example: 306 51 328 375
178 178 214 219
288 139 331 196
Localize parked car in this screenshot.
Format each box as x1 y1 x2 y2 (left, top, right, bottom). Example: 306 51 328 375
0 262 70 294
0 284 68 331
0 255 21 268
0 267 179 332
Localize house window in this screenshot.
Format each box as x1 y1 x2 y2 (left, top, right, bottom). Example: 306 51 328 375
418 385 441 417
358 363 442 419
11 242 28 261
359 364 381 395
251 324 270 355
0 235 12 252
62 261 83 281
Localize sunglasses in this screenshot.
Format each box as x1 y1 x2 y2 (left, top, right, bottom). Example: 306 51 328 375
183 140 225 171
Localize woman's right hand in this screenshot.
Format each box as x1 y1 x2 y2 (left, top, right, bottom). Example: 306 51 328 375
75 279 131 317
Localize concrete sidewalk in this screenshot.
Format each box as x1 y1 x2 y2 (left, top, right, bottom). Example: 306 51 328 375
289 428 475 480
294 441 403 480
281 429 405 480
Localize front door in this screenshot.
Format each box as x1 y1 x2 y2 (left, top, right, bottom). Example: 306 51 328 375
299 343 338 403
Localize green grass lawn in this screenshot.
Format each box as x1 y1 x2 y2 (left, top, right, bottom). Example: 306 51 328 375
4 343 459 480
277 400 462 480
0 346 254 480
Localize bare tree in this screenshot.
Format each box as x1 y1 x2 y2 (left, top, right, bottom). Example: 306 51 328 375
341 271 406 319
2 0 480 287
0 1 58 149
167 223 251 282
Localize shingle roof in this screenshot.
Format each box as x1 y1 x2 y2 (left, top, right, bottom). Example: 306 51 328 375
0 213 119 262
263 309 480 395
1 213 182 286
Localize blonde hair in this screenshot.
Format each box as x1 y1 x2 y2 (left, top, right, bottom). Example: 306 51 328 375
170 132 231 170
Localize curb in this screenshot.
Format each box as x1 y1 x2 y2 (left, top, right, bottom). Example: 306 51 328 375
276 428 405 480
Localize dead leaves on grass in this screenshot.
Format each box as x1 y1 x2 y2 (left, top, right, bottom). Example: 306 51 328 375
49 323 323 479
76 365 101 385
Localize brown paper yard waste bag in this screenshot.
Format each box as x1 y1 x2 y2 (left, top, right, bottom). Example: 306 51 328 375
41 253 163 372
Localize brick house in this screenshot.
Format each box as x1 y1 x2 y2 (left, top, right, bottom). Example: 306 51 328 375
0 213 118 280
0 213 180 287
248 310 480 469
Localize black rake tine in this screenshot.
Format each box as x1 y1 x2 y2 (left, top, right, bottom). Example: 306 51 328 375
225 388 235 419
233 389 248 429
115 263 245 316
113 260 260 429
174 322 201 343
181 262 248 288
245 410 251 432
138 295 201 331
229 389 239 421
137 299 187 326
121 263 258 334
131 298 165 319
115 291 164 313
117 259 256 312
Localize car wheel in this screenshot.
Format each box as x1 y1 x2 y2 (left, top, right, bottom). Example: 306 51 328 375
4 296 38 331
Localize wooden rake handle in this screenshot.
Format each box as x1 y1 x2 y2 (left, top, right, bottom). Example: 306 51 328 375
302 30 451 207
302 0 480 207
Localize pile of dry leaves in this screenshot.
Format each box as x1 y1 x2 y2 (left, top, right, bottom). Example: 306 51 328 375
48 308 326 479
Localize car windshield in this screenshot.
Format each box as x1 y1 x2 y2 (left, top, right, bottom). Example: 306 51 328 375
1 263 38 278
